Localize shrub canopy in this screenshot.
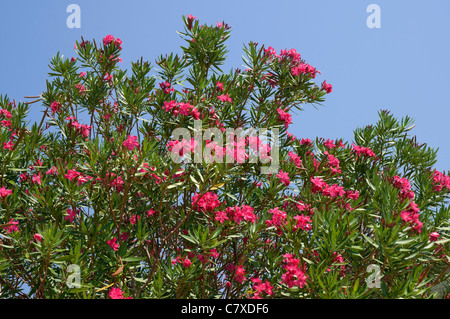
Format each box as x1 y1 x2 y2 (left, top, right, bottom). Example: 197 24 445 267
0 15 449 299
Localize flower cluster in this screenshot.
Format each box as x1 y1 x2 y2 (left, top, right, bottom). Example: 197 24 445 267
192 192 222 213
103 35 122 49
250 277 274 299
122 135 139 151
66 116 91 139
352 143 376 158
310 177 344 198
0 187 13 199
265 207 287 230
431 170 450 192
277 108 293 129
391 175 422 234
288 151 302 169
215 205 256 224
280 254 308 289
163 100 200 119
108 287 131 299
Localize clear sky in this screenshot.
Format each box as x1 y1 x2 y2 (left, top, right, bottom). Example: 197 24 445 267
0 0 449 171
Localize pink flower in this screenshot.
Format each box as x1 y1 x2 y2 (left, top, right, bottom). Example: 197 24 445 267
251 278 274 299
352 143 376 158
0 109 12 119
114 38 123 49
400 202 423 234
277 108 292 129
186 14 196 30
431 170 450 192
216 81 224 91
172 255 181 265
324 151 341 175
183 258 192 268
77 174 92 186
300 138 313 147
6 218 19 233
186 14 196 21
192 192 222 212
401 211 413 223
107 237 119 251
50 101 61 114
264 46 277 59
345 190 359 200
291 63 319 78
110 175 124 191
129 215 140 225
75 83 85 94
3 141 13 151
159 81 174 94
210 249 220 259
146 209 156 217
280 48 301 63
103 35 115 46
65 208 78 223
276 169 290 186
322 184 345 198
190 107 200 120
429 232 440 242
33 233 43 242
337 140 346 148
104 73 113 83
296 201 314 216
123 135 139 151
412 220 423 234
163 100 177 112
32 172 42 185
1 120 12 128
331 252 346 276
235 265 246 284
266 207 287 229
392 176 411 190
321 80 333 93
310 177 327 194
323 139 336 149
215 210 229 223
178 102 193 116
65 169 82 182
293 214 312 231
225 136 248 163
108 287 125 299
217 94 232 103
0 186 12 199
281 254 308 288
225 205 258 224
392 176 415 200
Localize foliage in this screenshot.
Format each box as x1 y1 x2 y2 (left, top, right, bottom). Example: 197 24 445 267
0 15 449 299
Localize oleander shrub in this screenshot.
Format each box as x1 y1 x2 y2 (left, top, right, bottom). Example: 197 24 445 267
0 15 449 299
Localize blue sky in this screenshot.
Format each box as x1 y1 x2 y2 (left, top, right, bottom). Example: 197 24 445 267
0 0 449 171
